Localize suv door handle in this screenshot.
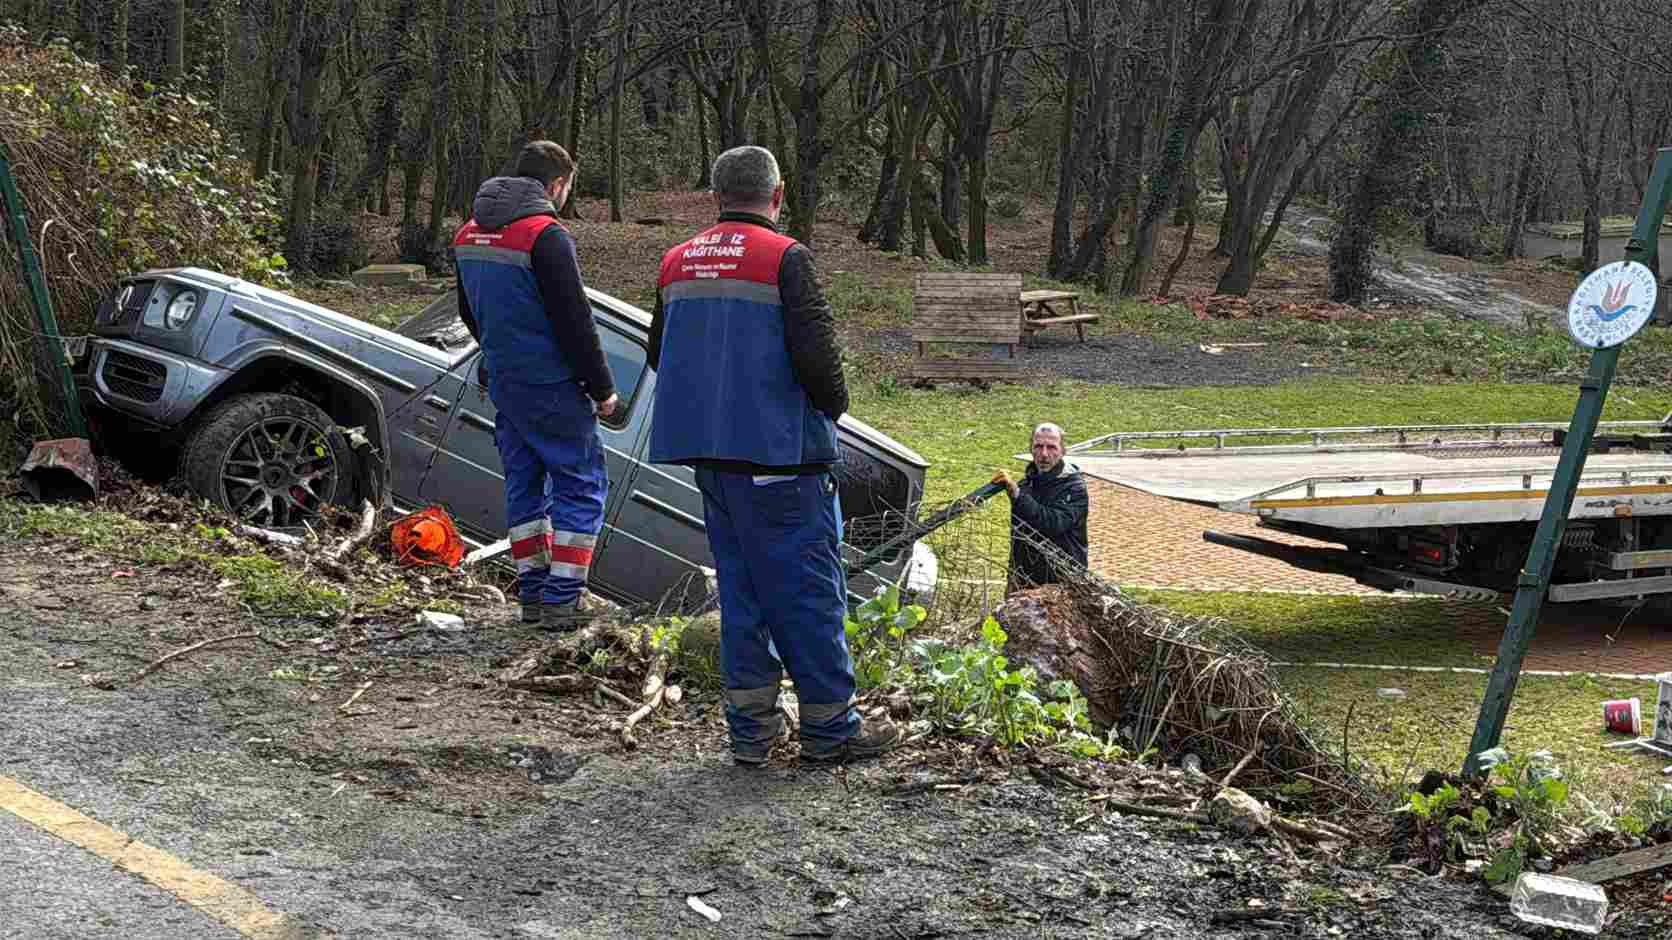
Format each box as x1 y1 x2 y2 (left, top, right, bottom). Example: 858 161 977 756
424 395 452 411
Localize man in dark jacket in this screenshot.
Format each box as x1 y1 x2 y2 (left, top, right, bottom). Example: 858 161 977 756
453 141 618 631
993 423 1090 591
647 145 899 766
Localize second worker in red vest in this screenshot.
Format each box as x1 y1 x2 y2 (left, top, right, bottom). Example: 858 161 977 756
453 142 618 631
647 146 901 765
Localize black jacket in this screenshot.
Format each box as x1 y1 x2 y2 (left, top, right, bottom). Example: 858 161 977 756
455 176 615 401
1008 460 1090 587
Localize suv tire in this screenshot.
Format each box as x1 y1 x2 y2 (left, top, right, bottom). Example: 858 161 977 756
182 392 354 527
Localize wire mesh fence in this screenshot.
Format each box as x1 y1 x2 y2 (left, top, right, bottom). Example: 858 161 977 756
0 136 88 445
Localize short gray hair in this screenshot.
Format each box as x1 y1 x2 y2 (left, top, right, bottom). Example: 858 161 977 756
1033 422 1064 442
712 146 781 208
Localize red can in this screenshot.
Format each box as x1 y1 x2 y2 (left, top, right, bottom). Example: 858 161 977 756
1603 697 1642 735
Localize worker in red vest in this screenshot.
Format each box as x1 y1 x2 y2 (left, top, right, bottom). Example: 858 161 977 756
647 146 900 764
453 141 617 630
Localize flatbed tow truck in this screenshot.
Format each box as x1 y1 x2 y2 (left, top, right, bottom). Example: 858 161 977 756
1068 419 1672 604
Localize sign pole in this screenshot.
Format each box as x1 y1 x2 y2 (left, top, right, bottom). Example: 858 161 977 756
1462 147 1672 778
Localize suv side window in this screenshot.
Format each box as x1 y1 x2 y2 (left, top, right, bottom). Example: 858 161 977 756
595 315 646 430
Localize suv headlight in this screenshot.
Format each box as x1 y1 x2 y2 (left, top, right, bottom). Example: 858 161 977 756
164 289 199 330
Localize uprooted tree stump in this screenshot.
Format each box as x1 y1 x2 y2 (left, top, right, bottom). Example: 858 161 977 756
996 584 1363 801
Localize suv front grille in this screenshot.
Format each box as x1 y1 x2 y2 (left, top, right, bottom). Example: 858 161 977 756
101 350 167 402
111 280 156 327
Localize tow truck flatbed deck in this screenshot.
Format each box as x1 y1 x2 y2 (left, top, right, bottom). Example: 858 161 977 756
1065 421 1672 529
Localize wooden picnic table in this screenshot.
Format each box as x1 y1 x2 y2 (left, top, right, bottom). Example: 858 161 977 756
1018 289 1099 343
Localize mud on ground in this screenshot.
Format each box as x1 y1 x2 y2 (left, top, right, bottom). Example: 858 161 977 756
7 523 1672 938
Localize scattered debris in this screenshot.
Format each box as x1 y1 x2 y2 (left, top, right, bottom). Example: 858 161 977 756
337 681 373 714
19 437 97 502
235 525 305 547
1209 787 1271 835
417 610 467 632
1510 872 1609 935
685 895 722 923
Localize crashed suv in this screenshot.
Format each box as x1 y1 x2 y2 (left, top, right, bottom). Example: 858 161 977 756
74 267 935 606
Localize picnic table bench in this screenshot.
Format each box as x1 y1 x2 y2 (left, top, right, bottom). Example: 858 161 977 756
909 272 1023 384
1019 289 1099 343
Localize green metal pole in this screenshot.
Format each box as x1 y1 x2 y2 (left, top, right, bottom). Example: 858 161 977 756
1462 147 1672 778
0 136 88 438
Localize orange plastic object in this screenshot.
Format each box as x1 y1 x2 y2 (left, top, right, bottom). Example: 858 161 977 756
390 506 465 568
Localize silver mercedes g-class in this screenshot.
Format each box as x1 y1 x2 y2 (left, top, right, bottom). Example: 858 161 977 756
74 267 936 606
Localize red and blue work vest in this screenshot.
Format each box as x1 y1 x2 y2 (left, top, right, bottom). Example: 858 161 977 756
648 221 839 468
453 215 574 384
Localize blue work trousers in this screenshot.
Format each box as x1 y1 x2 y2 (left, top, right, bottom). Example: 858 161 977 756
491 378 608 605
695 467 859 755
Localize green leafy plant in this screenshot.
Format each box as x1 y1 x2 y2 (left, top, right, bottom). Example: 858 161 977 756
1478 746 1570 852
844 584 928 689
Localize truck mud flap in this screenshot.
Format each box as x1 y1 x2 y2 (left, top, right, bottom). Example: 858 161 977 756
1202 530 1501 602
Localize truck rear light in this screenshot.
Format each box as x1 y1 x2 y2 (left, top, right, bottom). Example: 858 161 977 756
1411 544 1445 564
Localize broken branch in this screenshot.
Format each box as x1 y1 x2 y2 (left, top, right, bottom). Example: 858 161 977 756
1097 798 1210 825
337 681 373 713
1271 815 1341 845
131 632 263 683
621 687 665 749
236 525 304 547
326 500 377 562
1219 747 1259 791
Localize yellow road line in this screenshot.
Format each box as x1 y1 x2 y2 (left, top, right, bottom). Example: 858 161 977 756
1251 482 1672 510
0 775 311 939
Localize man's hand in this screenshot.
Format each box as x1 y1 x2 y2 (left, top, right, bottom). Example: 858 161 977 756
990 469 1019 499
594 393 620 418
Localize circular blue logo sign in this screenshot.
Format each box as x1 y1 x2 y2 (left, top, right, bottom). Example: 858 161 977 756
1566 261 1659 349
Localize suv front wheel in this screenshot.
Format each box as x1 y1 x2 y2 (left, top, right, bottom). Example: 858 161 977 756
181 392 353 527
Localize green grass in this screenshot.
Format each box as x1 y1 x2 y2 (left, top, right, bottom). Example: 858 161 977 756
1126 589 1487 667
847 378 1672 504
0 500 449 620
1282 666 1665 800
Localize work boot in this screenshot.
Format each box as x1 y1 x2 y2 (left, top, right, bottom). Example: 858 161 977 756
540 599 595 632
801 716 902 764
732 723 790 766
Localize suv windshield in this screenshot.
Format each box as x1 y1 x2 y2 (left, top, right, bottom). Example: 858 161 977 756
395 294 475 352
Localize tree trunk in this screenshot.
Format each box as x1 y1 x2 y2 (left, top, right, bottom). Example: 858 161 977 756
560 46 587 219
607 0 633 222
423 0 467 253
1119 0 1251 297
965 152 990 265
109 0 129 75
1502 124 1539 258
859 112 899 244
340 0 418 210
695 97 712 187
252 1 293 181
164 0 185 83
477 0 501 196
283 29 330 271
1329 0 1489 304
917 174 964 262
1047 0 1090 278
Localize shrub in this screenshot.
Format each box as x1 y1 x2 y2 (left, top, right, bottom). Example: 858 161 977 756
306 211 369 276
0 27 284 434
991 195 1024 219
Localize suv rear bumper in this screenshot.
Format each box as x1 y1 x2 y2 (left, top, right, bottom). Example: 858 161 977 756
73 337 226 428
